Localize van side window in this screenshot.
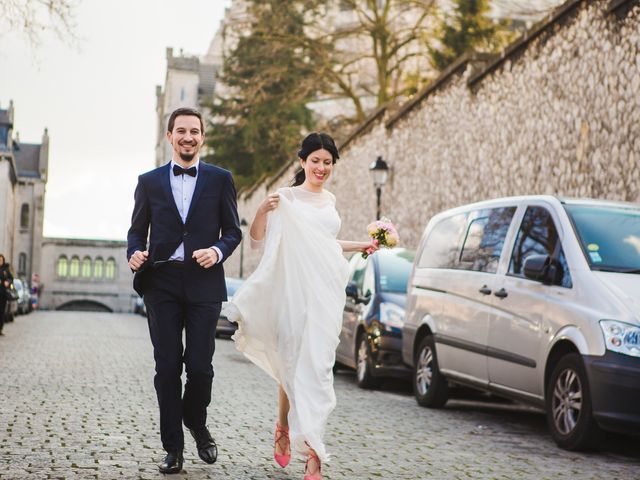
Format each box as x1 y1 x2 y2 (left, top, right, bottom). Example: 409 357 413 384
417 213 468 269
509 206 572 288
458 207 516 273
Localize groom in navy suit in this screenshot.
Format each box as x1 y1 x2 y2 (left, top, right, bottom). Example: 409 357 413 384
127 107 241 474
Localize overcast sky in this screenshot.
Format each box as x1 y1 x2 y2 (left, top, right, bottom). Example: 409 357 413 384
0 0 230 240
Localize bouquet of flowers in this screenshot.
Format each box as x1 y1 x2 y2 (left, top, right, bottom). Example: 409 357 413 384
362 217 399 258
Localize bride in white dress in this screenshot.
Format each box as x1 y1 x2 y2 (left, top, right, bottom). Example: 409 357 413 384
229 133 378 480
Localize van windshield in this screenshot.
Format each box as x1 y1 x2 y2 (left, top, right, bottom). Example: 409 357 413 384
565 204 640 273
378 249 415 293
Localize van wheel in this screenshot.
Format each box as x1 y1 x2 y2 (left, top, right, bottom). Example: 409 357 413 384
356 334 378 389
414 335 448 408
546 353 601 450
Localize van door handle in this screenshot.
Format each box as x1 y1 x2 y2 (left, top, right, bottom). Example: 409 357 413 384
478 285 492 295
494 288 508 299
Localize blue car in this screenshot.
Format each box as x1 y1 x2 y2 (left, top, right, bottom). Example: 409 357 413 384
217 277 244 337
335 248 415 388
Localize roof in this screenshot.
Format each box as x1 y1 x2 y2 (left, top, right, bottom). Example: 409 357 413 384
13 142 41 177
167 55 199 72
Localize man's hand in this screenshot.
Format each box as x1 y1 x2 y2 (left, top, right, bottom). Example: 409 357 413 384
128 250 149 272
193 248 218 269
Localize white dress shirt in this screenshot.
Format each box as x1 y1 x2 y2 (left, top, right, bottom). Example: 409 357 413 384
168 159 223 263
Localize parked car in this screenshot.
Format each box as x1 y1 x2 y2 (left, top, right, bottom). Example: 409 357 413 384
134 296 146 316
13 279 32 315
3 283 18 322
335 248 415 388
402 195 640 450
217 277 244 337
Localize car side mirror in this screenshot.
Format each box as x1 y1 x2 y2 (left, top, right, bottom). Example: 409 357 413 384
523 254 559 285
345 282 359 301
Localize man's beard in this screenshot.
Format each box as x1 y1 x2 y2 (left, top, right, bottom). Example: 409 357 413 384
178 143 198 162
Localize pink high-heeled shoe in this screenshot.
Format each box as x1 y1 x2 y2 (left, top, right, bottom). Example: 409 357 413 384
274 423 291 468
303 449 322 480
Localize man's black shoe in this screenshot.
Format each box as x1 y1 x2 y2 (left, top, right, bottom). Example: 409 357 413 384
188 427 218 464
158 451 183 474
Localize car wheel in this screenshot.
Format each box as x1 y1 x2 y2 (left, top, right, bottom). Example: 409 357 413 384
332 360 344 374
355 333 378 389
414 335 449 408
546 353 601 450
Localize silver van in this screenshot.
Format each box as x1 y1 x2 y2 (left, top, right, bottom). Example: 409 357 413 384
402 196 640 450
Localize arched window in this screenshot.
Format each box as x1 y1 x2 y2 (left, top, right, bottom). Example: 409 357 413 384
69 256 80 278
57 256 68 277
20 203 29 229
94 257 104 278
105 258 116 279
81 256 92 278
18 253 27 276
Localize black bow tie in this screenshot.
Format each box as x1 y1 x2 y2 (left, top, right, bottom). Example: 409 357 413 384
173 165 197 177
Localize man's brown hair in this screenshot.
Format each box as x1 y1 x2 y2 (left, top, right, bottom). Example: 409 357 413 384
167 107 204 134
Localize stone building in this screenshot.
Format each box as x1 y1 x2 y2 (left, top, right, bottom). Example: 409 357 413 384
39 238 133 312
0 100 49 283
228 0 640 278
0 102 17 261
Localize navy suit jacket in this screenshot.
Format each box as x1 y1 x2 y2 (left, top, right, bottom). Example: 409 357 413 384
127 161 242 302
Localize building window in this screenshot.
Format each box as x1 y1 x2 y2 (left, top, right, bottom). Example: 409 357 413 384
180 87 186 102
69 256 80 278
20 203 29 229
57 256 69 277
94 257 104 278
81 256 92 278
105 258 116 279
18 253 27 276
0 125 8 150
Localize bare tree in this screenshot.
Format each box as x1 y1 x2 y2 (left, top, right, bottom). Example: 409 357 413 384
0 0 79 46
309 0 438 122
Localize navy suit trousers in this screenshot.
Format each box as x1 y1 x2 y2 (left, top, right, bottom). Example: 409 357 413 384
143 264 221 452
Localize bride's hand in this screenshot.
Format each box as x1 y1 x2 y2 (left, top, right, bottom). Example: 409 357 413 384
362 239 380 255
258 193 280 215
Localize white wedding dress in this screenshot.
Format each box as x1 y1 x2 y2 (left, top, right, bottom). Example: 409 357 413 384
229 186 350 462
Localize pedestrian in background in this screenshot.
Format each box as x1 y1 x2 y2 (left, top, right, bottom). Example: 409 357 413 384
0 254 14 336
30 273 41 310
230 133 379 480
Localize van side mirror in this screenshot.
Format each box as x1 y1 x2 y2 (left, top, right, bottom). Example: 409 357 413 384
523 254 560 285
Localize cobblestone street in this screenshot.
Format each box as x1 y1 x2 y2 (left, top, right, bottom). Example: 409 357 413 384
0 312 638 479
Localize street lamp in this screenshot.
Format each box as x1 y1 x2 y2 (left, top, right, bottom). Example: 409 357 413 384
369 156 389 220
239 218 248 278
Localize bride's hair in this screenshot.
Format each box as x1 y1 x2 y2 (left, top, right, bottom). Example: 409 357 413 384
292 132 339 186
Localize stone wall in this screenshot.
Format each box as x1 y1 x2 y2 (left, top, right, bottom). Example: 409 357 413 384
229 0 640 277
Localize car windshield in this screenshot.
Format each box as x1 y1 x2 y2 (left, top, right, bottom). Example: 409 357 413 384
378 249 415 293
226 278 243 296
565 203 640 272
